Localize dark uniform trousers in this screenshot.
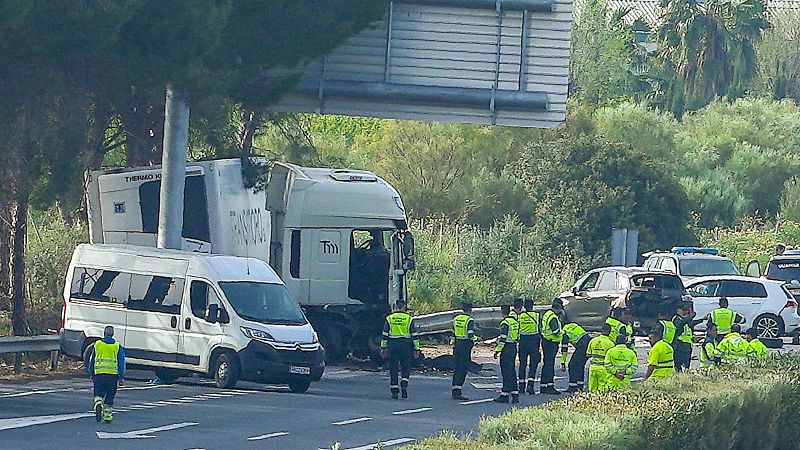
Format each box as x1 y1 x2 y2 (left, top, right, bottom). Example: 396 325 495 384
499 342 518 394
518 334 541 382
452 339 473 388
673 342 692 372
93 374 119 406
388 339 413 391
541 338 559 387
568 335 590 387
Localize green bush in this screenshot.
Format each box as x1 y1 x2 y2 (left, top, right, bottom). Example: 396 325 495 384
409 354 800 450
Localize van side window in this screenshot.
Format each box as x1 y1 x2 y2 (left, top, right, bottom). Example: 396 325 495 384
190 281 221 320
127 274 184 314
290 230 301 278
70 268 130 304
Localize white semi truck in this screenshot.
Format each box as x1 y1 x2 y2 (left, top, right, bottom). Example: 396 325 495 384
85 158 415 359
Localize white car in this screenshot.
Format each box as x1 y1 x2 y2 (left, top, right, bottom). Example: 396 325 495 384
686 275 800 338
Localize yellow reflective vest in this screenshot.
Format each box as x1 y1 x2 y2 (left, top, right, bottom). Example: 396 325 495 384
541 309 563 342
93 340 121 375
381 312 420 350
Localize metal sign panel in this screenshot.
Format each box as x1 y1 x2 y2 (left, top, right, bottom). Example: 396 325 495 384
272 0 573 128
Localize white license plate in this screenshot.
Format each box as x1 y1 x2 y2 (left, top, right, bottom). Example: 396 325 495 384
289 366 310 375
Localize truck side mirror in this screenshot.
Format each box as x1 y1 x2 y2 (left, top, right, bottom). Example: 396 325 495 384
206 304 219 324
402 231 415 259
745 260 761 278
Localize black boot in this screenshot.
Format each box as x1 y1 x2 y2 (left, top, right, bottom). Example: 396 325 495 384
526 381 536 395
511 393 520 404
401 380 408 399
540 386 561 395
493 394 510 403
518 380 526 394
452 388 468 401
391 387 399 400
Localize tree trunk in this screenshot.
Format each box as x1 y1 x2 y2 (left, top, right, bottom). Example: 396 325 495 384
237 109 259 155
0 200 9 312
9 197 28 336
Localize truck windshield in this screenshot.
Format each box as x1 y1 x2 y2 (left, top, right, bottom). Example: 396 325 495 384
679 259 740 277
219 282 307 325
766 260 800 282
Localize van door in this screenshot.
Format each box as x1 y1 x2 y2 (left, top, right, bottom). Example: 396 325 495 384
125 274 184 366
179 280 226 371
68 267 130 344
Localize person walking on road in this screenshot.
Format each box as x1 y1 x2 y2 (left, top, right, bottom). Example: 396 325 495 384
672 303 701 372
451 302 477 400
587 323 615 393
87 326 125 424
704 297 745 339
540 298 565 395
744 327 769 359
381 300 420 399
699 323 722 368
560 322 590 393
604 334 638 390
517 297 541 395
645 327 675 380
718 324 749 364
494 304 520 403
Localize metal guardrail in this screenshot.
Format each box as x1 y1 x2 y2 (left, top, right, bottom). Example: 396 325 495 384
414 305 549 336
0 335 61 373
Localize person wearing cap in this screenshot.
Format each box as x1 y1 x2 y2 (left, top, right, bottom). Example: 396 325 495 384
451 302 478 400
704 297 745 340
645 327 675 380
517 297 541 395
493 304 520 403
604 333 638 390
776 243 787 256
560 321 591 393
540 298 565 395
718 324 749 364
586 323 614 393
699 322 722 368
744 327 769 359
381 299 420 399
672 302 702 371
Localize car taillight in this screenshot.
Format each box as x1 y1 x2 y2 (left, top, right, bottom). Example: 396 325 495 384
784 299 797 309
60 299 67 329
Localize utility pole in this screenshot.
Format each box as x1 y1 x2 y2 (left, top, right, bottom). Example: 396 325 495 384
157 87 190 250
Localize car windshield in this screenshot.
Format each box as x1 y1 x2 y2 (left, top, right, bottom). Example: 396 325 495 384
218 282 307 325
766 260 800 283
678 258 740 277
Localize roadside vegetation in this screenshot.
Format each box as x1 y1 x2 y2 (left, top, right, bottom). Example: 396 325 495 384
406 354 800 450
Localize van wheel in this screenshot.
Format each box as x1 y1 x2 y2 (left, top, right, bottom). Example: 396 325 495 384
82 339 98 369
288 380 311 393
154 369 180 384
214 352 240 389
755 314 785 338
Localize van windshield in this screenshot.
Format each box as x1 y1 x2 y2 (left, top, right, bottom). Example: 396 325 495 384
219 282 307 325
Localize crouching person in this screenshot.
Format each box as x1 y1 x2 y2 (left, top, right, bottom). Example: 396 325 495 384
604 334 638 390
87 326 125 423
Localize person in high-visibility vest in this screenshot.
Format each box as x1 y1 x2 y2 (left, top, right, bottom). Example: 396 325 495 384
587 323 615 393
560 322 591 393
645 327 675 380
86 326 125 423
604 333 638 390
540 298 565 395
672 303 702 372
744 327 769 359
718 324 749 364
606 307 627 346
451 302 478 400
517 297 541 395
699 322 722 368
493 304 521 403
656 309 677 347
381 300 420 399
704 297 745 340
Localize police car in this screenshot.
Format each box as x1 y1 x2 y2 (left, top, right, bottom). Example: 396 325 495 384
747 249 800 300
643 247 740 284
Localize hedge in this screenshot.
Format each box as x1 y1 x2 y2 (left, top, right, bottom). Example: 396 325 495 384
408 354 800 450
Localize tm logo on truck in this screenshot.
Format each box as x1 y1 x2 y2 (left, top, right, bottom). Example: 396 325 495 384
229 208 269 246
320 240 339 255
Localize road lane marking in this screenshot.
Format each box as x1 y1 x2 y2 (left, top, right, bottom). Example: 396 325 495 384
332 417 373 426
460 398 495 405
96 422 198 439
0 388 73 398
392 407 432 415
247 432 289 441
0 412 93 431
471 383 502 389
118 385 166 391
341 437 415 450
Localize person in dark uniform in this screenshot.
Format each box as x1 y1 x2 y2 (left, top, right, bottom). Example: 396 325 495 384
560 322 591 393
517 297 541 395
451 302 477 400
380 300 420 399
540 298 565 395
493 305 520 403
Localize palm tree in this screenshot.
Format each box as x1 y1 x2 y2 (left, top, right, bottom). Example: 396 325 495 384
655 0 769 117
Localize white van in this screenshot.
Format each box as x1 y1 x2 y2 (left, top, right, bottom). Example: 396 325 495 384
59 244 324 391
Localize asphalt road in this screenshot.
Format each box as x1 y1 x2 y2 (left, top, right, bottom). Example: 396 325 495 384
1 337 794 450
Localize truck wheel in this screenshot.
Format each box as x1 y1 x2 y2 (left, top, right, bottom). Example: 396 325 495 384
214 352 240 389
82 339 97 369
755 314 784 338
154 369 181 384
288 380 311 393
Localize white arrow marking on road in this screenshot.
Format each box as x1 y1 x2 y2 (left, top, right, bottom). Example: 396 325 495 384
470 382 502 390
247 431 289 441
0 412 92 431
340 437 416 450
392 407 432 415
332 417 373 426
95 422 198 439
460 398 495 405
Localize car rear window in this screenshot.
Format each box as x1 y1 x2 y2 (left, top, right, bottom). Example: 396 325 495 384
631 274 684 291
718 280 768 298
767 259 800 282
